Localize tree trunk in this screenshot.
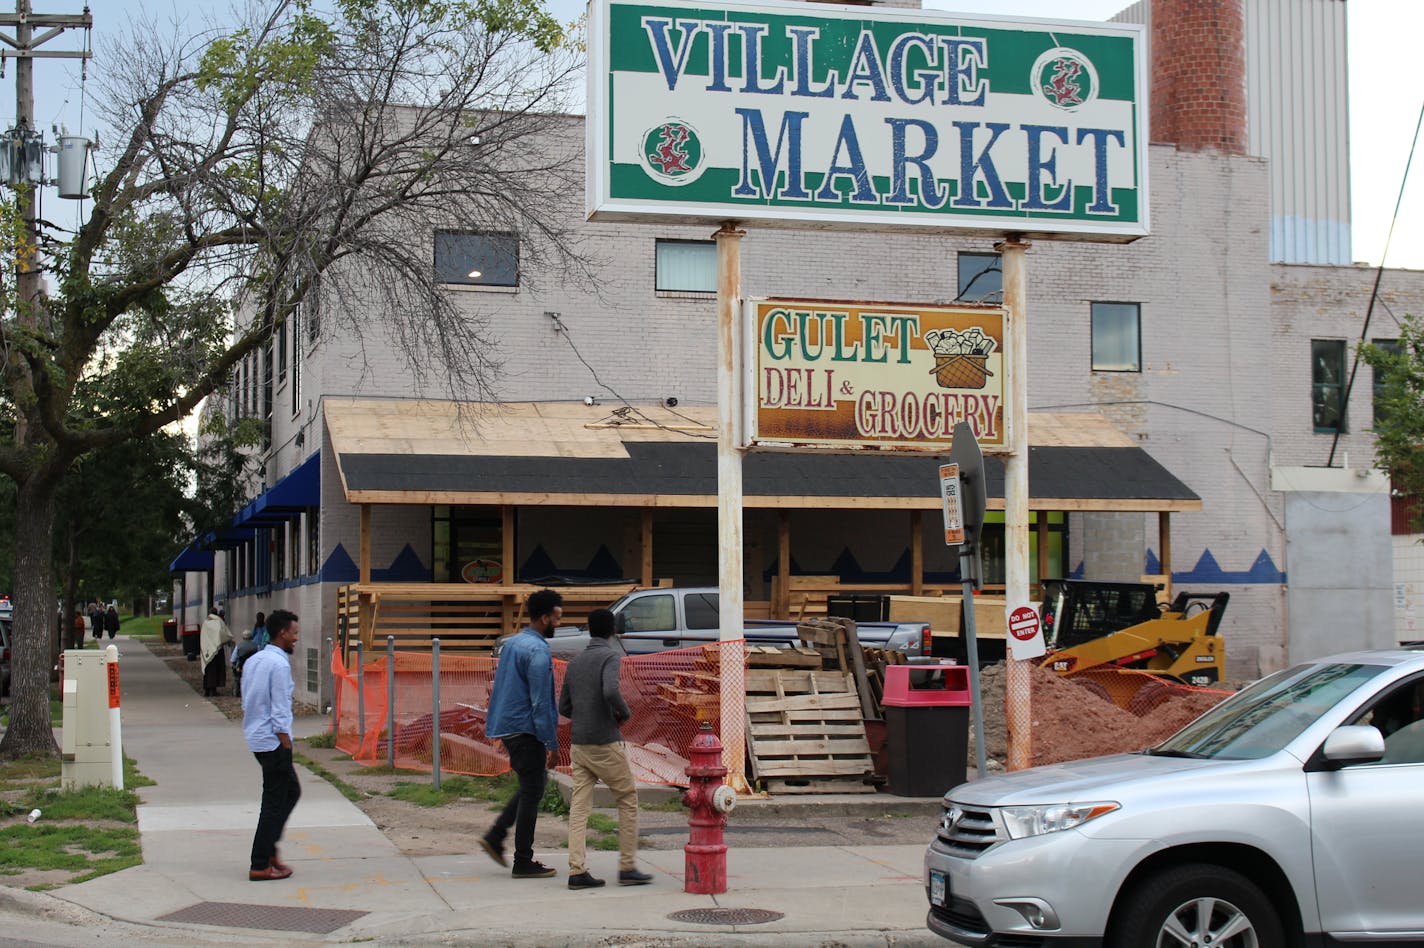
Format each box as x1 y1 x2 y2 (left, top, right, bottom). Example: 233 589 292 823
1 475 60 758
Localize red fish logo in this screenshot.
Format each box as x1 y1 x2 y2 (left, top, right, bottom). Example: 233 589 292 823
640 118 705 186
1032 48 1099 112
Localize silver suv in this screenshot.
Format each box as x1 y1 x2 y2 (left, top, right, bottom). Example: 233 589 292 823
924 648 1424 946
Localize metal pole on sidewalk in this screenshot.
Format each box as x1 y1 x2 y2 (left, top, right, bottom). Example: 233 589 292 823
431 638 442 790
327 636 337 733
386 635 396 770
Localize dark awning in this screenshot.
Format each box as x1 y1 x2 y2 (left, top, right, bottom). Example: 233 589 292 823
203 527 257 550
168 544 215 573
233 452 320 527
325 400 1200 513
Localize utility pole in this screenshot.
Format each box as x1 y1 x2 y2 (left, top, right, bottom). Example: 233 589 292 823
0 1 92 333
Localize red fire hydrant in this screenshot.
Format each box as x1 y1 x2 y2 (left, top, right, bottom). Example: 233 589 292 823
682 722 736 894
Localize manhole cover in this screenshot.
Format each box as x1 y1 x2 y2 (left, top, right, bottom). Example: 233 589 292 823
158 901 367 934
666 907 784 925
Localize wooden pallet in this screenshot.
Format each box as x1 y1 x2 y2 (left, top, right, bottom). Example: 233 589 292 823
744 669 875 793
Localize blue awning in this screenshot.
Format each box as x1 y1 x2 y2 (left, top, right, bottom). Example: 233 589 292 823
168 544 215 573
232 452 320 527
205 527 257 550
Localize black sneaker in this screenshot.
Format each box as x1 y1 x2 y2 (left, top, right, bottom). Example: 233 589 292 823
511 861 557 879
567 871 605 890
478 836 507 868
618 869 653 886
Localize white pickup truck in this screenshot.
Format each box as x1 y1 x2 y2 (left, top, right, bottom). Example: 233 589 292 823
530 586 933 661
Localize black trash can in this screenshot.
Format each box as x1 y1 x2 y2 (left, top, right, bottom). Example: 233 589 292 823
181 625 201 661
883 663 970 797
162 619 178 644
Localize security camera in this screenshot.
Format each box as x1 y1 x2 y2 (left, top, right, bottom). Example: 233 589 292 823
583 395 598 407
663 396 678 408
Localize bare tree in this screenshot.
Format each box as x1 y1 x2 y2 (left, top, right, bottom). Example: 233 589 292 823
0 0 586 756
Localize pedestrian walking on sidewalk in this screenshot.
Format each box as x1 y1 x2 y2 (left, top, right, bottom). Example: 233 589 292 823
242 609 301 881
252 611 269 650
104 603 120 640
559 608 653 890
480 588 563 880
200 606 233 696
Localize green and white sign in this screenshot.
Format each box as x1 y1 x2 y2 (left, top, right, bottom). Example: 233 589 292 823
587 0 1148 240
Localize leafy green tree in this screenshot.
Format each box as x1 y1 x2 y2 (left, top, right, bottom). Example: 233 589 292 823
0 0 582 756
1362 315 1424 527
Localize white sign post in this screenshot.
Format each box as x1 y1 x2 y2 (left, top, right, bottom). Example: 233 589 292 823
939 463 964 545
1006 603 1046 661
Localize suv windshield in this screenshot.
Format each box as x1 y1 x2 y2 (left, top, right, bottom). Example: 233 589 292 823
1151 662 1385 759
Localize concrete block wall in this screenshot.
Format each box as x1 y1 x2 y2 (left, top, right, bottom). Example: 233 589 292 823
1394 534 1424 642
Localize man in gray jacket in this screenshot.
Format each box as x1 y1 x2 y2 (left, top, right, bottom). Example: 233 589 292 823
558 608 653 890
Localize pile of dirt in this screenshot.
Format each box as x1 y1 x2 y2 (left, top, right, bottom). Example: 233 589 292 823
971 662 1229 769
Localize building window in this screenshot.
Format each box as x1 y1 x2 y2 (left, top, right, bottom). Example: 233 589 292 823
1312 339 1347 432
291 305 302 418
1372 337 1401 426
956 252 1002 303
305 508 320 578
262 338 274 449
276 319 287 385
435 231 518 287
1091 302 1141 372
655 239 716 293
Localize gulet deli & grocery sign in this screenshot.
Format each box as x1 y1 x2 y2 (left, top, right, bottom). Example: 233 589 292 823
749 300 1006 451
587 0 1147 239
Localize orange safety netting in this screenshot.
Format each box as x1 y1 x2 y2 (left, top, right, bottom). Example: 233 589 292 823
329 643 733 785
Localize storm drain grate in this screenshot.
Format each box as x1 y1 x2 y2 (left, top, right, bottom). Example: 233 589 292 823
667 907 784 925
157 901 367 934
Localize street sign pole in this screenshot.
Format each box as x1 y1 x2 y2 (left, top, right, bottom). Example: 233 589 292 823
947 423 988 779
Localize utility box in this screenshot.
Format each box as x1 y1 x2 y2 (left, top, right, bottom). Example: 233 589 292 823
61 649 117 789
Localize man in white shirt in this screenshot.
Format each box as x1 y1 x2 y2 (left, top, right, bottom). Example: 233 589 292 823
241 609 301 881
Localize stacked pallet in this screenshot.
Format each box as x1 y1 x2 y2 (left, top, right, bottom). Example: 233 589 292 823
744 668 876 794
861 646 909 707
655 644 825 723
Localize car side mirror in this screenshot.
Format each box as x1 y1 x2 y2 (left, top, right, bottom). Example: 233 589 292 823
615 613 627 635
1321 725 1386 767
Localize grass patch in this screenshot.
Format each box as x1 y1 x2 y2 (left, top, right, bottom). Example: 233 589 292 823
119 615 166 639
640 797 685 813
292 752 366 803
389 775 500 807
22 784 141 823
0 755 62 792
351 765 401 776
124 756 156 789
302 730 337 749
0 824 141 882
586 813 618 833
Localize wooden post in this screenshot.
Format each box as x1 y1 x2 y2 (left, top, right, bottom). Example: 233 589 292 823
641 508 654 587
910 510 924 596
1036 511 1049 593
998 236 1032 772
715 221 749 793
358 504 373 652
777 510 791 617
502 504 516 635
1159 510 1172 592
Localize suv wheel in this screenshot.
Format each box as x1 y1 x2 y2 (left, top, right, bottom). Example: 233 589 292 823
1109 863 1284 948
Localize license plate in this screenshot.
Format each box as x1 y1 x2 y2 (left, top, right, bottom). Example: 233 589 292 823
930 870 947 906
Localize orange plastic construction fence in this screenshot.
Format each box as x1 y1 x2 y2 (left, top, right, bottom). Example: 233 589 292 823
330 643 731 785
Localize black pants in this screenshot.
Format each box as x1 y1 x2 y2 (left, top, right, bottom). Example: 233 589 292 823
251 746 301 871
203 653 227 695
488 734 547 867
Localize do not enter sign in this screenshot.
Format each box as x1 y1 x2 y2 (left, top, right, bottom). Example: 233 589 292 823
1007 604 1046 660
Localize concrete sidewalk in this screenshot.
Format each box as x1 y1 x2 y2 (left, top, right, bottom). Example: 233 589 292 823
14 636 942 945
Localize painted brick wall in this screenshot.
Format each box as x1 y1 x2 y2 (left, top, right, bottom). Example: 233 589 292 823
1150 0 1248 154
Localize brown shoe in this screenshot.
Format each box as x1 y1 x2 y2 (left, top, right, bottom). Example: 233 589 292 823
270 849 292 873
249 865 294 881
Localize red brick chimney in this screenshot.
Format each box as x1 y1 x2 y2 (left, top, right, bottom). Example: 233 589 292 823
1151 0 1248 154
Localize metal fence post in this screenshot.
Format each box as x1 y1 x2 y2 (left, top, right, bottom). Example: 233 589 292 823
386 635 396 770
431 637 441 790
355 639 366 753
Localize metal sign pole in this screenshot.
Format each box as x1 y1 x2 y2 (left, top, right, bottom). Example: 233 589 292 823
715 221 749 794
431 637 441 790
998 237 1033 771
386 635 396 770
959 550 988 779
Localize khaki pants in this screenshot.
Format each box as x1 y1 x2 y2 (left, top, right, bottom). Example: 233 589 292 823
568 742 639 874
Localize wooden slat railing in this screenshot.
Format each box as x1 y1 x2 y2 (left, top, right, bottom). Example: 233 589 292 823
337 583 638 660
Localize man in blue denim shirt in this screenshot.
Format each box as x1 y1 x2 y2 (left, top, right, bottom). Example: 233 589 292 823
480 588 563 878
242 609 301 881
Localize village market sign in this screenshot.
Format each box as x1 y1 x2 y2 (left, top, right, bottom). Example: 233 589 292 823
587 0 1147 239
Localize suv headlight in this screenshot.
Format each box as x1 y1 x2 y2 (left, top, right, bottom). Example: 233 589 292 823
1000 802 1119 840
